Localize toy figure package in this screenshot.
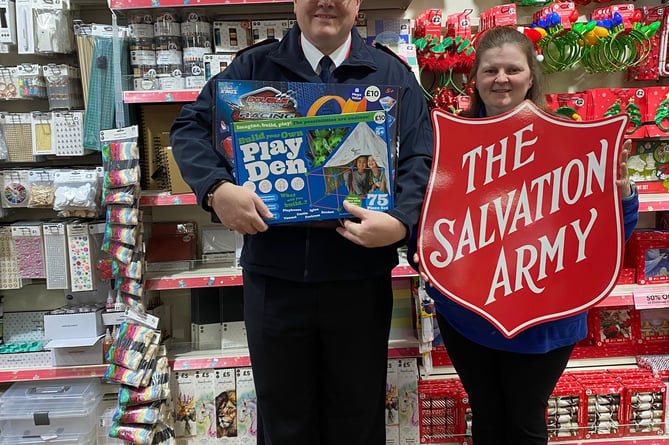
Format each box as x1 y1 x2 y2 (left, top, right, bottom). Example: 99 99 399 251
231 111 393 224
214 80 399 172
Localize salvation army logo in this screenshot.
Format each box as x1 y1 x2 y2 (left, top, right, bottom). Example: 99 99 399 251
418 101 628 338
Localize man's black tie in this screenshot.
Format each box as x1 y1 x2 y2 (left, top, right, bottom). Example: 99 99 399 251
319 56 333 83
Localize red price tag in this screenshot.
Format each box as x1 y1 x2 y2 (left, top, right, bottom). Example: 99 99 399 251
633 288 669 310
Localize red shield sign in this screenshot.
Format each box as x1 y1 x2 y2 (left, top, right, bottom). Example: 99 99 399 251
418 101 628 338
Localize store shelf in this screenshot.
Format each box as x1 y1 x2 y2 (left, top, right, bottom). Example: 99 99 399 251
169 338 419 371
145 264 417 290
639 193 669 212
111 0 287 8
140 192 198 206
392 265 418 278
546 438 669 445
0 364 108 382
144 266 243 290
123 90 200 103
597 284 634 307
140 192 669 211
110 0 410 10
435 438 669 445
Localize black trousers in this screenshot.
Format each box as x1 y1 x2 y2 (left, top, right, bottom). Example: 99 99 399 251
437 312 574 445
243 270 394 445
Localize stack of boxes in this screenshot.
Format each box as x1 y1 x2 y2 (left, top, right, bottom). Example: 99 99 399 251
191 286 246 351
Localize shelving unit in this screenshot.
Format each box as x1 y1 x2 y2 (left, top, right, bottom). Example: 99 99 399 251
109 0 412 11
144 264 419 290
2 1 669 443
0 338 421 382
123 90 200 103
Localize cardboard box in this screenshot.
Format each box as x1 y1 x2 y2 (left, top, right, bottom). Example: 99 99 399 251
140 104 184 190
214 80 400 170
191 323 221 350
146 222 197 271
47 336 103 366
0 350 51 369
43 307 104 340
203 53 235 80
213 20 252 52
221 321 246 350
251 19 294 43
161 146 192 194
231 111 393 224
0 0 16 44
628 140 669 194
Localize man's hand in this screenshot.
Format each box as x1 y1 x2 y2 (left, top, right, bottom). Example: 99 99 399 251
336 200 407 247
211 182 273 235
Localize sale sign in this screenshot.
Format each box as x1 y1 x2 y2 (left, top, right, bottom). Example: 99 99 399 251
418 101 629 338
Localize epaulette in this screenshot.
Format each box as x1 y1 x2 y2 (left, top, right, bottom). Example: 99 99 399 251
235 38 279 57
373 42 412 72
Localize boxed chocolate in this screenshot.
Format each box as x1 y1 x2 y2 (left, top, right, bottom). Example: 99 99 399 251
231 111 393 224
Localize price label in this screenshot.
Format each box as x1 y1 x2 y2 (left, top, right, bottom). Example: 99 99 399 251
633 288 669 309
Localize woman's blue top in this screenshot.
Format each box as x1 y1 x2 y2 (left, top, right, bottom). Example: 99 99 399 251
416 191 638 353
410 105 640 353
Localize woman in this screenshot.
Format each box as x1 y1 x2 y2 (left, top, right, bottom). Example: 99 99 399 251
368 155 387 193
348 155 371 195
409 26 639 445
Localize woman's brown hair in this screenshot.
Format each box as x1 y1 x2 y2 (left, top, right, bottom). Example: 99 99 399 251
464 26 546 118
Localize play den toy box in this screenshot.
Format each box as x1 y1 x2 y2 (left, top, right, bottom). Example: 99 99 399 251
231 111 393 224
214 79 400 170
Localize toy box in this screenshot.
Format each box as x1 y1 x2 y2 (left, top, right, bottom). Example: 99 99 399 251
626 230 669 284
627 140 669 194
417 379 466 443
579 379 624 440
547 378 586 440
586 88 647 139
231 111 393 224
214 80 400 171
590 306 637 347
609 371 666 437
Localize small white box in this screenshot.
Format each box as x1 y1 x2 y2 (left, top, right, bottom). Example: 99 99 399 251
44 307 104 340
0 0 16 44
46 336 103 366
213 20 251 52
251 19 292 43
101 310 125 326
203 53 234 80
15 0 33 53
191 322 221 350
221 321 247 350
0 350 51 369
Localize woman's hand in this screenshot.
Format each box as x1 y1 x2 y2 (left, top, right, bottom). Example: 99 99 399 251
412 253 431 285
617 139 633 198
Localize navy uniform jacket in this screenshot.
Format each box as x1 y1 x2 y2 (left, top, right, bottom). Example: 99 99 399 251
170 25 434 282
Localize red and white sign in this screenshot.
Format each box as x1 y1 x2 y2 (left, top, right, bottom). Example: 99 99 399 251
418 101 628 338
